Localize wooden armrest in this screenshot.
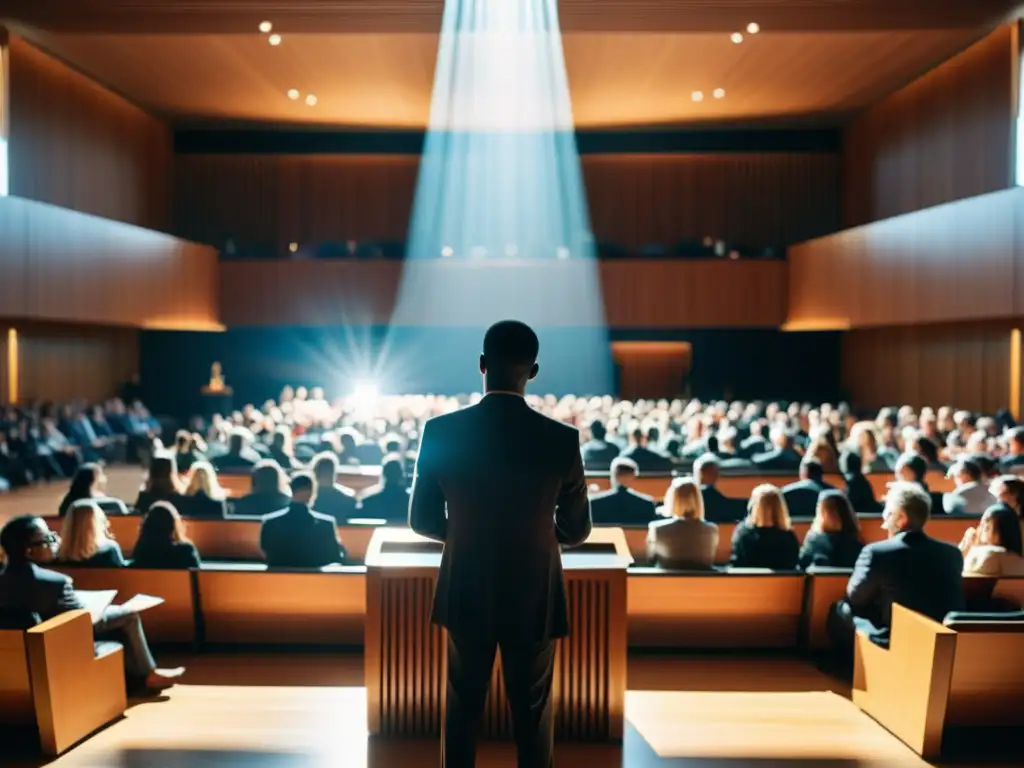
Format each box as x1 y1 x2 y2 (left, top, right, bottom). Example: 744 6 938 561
25 610 127 755
852 604 956 758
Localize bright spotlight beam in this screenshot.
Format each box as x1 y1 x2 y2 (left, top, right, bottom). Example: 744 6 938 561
385 0 613 395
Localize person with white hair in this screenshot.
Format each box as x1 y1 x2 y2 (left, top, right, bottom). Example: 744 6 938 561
827 481 964 652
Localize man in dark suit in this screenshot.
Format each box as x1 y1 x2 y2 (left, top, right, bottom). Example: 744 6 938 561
311 452 358 523
751 427 802 471
261 473 346 568
827 482 964 651
410 320 592 768
588 457 657 526
580 419 620 471
620 426 675 473
358 455 411 524
0 515 183 690
693 454 747 523
212 428 262 472
782 458 834 519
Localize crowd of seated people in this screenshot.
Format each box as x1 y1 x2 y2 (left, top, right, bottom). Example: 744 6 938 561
0 398 160 490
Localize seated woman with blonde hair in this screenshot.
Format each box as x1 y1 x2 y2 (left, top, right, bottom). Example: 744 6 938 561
960 503 1024 576
179 461 229 519
730 484 800 570
798 489 863 569
58 499 125 567
647 477 718 569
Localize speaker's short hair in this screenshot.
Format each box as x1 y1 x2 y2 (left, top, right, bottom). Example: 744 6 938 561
482 320 539 369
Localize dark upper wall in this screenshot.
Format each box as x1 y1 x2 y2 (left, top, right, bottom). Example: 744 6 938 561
842 24 1017 228
7 35 173 232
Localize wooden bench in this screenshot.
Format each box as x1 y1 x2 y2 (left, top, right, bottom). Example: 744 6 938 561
51 567 196 645
196 565 366 646
853 603 1024 758
627 569 806 648
0 610 126 756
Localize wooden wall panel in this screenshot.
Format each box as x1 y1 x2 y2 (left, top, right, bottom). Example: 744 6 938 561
843 25 1016 227
842 322 1015 413
175 153 840 253
9 324 139 405
788 187 1024 330
219 259 787 329
0 196 220 330
8 36 172 232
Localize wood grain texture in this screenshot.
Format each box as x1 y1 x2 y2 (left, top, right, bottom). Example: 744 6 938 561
177 153 839 253
788 186 1024 330
0 196 220 331
8 36 172 232
843 25 1016 227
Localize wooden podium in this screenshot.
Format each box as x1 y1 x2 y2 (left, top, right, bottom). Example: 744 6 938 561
364 527 632 742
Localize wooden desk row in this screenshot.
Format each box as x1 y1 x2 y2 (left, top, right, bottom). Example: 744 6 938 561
55 514 980 567
50 564 1024 651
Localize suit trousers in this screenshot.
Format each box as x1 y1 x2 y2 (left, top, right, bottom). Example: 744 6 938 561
826 600 856 654
443 632 556 768
95 606 157 679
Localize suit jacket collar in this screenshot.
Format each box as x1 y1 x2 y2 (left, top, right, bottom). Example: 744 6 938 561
895 529 928 543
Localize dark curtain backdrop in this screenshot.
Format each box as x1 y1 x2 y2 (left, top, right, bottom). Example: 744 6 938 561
140 327 842 419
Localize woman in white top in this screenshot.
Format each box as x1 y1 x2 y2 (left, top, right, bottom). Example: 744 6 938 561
960 503 1024 577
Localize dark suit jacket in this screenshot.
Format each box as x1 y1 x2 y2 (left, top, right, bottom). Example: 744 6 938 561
729 524 800 570
231 491 291 518
312 484 359 524
781 479 834 519
619 445 675 473
751 448 803 471
178 492 227 519
0 563 84 623
739 436 770 459
798 530 863 570
61 541 125 568
130 541 201 570
589 486 656 526
580 439 620 470
700 485 747 524
846 530 965 647
409 393 592 643
844 473 882 513
358 486 411 525
260 502 345 568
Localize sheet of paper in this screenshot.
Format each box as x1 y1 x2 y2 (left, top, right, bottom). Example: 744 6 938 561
119 594 165 614
75 589 117 623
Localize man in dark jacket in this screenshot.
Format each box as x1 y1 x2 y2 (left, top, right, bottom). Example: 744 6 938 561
260 473 345 568
588 457 657 525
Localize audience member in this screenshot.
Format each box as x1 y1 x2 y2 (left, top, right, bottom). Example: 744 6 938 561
840 451 881 513
894 452 944 515
647 477 718 569
269 426 298 469
692 455 746 523
729 484 800 570
172 430 207 473
943 458 997 515
58 463 129 517
1000 427 1024 470
135 455 186 514
990 475 1024 516
260 472 345 568
358 454 411 524
589 457 657 526
230 460 291 517
959 503 1024 576
212 428 262 472
0 515 183 690
751 427 801 471
828 482 964 650
310 452 358 523
580 420 620 470
179 461 228 519
781 458 834 519
130 502 202 569
798 490 862 569
57 500 125 567
620 425 674 473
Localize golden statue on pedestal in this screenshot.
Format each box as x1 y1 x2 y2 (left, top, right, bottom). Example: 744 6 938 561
208 362 225 392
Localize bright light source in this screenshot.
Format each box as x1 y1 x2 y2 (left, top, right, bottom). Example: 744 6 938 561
287 89 300 100
305 94 317 106
556 246 571 260
713 88 726 100
268 34 282 46
352 381 380 413
747 22 760 34
258 21 273 33
288 242 298 253
731 32 744 44
441 245 454 258
692 91 704 102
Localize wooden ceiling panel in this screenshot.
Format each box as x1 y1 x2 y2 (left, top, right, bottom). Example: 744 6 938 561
2 0 1019 33
21 29 981 128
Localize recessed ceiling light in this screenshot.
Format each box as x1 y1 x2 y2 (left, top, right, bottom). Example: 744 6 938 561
288 242 298 253
258 21 273 33
441 246 454 258
305 94 318 106
713 88 726 99
287 89 300 100
268 33 282 46
731 32 744 44
747 22 760 34
692 90 705 102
